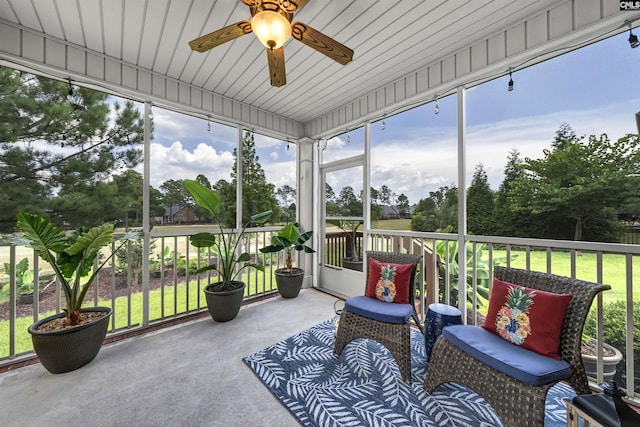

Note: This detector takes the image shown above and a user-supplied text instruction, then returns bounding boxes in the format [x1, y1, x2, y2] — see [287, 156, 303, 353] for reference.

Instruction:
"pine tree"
[467, 163, 495, 235]
[217, 131, 278, 227]
[0, 67, 145, 231]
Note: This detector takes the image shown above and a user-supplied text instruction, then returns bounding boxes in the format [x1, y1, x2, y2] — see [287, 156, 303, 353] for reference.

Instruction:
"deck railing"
[368, 230, 640, 399]
[0, 226, 282, 366]
[2, 228, 638, 399]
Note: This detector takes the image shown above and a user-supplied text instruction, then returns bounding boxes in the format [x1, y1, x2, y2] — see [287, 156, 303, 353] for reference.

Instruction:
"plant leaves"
[182, 179, 220, 216]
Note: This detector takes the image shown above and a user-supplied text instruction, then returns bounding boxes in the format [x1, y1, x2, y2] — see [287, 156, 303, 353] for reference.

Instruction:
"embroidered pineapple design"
[375, 264, 398, 302]
[495, 286, 535, 345]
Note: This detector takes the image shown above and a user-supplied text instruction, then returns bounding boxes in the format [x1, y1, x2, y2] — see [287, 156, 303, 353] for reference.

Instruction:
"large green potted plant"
[259, 222, 314, 298]
[9, 212, 136, 374]
[182, 180, 272, 322]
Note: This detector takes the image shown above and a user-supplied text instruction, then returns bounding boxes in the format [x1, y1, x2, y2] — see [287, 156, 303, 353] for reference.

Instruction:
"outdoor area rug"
[243, 319, 576, 427]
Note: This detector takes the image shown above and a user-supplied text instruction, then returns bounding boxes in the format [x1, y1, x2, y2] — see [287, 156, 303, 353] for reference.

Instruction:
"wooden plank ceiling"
[0, 0, 629, 128]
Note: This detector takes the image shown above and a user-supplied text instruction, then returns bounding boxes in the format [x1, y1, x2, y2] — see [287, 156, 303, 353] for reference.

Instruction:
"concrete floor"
[0, 289, 338, 427]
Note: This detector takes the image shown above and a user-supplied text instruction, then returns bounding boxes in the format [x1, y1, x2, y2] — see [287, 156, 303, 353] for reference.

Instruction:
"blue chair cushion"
[442, 325, 571, 386]
[345, 296, 413, 324]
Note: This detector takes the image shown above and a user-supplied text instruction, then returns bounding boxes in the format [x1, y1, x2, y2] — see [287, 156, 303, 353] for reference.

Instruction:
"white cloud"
[364, 99, 640, 204]
[270, 151, 278, 160]
[139, 141, 235, 188]
[263, 159, 296, 190]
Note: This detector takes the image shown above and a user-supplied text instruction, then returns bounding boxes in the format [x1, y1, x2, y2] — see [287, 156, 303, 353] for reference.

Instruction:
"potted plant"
[259, 222, 314, 298]
[328, 219, 363, 271]
[581, 333, 623, 382]
[8, 212, 137, 374]
[5, 257, 39, 304]
[182, 180, 272, 322]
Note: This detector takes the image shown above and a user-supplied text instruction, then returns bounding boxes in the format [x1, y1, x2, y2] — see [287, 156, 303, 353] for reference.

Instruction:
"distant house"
[381, 205, 414, 219]
[160, 205, 198, 224]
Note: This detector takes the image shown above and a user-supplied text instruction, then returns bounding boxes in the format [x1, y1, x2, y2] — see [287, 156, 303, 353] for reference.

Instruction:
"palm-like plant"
[435, 226, 517, 308]
[10, 212, 136, 325]
[182, 180, 272, 290]
[259, 223, 314, 273]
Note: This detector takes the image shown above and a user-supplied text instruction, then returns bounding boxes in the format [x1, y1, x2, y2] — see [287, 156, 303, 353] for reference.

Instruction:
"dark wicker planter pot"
[203, 281, 246, 322]
[342, 258, 363, 271]
[19, 293, 43, 305]
[28, 307, 112, 374]
[275, 268, 304, 298]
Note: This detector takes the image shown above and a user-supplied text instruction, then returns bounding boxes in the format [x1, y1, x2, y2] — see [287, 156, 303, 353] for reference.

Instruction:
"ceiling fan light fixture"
[251, 10, 291, 49]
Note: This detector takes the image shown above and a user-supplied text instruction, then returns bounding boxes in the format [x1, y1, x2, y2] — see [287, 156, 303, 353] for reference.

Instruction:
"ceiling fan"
[188, 0, 354, 87]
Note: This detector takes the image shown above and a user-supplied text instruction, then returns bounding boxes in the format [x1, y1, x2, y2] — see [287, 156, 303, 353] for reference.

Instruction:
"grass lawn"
[488, 249, 638, 302]
[0, 273, 277, 359]
[372, 219, 412, 230]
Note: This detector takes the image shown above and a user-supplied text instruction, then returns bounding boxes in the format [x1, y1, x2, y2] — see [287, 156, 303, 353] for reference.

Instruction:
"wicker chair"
[333, 251, 423, 381]
[424, 266, 611, 427]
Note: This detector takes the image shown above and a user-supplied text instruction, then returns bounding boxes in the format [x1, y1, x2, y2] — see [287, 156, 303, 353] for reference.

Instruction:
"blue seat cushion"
[442, 325, 571, 386]
[345, 296, 413, 324]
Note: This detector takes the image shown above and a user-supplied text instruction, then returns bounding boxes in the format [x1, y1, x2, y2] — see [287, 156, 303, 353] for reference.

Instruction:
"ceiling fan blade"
[291, 22, 353, 65]
[266, 47, 286, 87]
[188, 20, 252, 52]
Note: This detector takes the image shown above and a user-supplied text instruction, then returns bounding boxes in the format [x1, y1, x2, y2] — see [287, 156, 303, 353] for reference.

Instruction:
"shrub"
[175, 258, 199, 276]
[584, 300, 640, 391]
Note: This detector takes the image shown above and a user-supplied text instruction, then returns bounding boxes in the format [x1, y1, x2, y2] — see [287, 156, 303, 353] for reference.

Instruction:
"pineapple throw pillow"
[365, 258, 414, 304]
[483, 278, 572, 360]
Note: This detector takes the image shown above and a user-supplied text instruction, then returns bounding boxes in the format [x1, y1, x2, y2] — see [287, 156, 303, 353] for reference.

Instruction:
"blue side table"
[425, 303, 462, 362]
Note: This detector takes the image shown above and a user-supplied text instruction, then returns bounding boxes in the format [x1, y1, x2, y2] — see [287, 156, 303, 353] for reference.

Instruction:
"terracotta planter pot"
[274, 268, 304, 298]
[28, 307, 112, 374]
[203, 281, 246, 322]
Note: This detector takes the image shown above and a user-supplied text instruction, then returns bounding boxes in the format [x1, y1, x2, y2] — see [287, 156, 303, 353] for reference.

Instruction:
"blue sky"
[143, 31, 639, 205]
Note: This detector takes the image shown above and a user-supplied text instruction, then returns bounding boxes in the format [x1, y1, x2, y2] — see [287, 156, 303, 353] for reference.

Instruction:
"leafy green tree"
[325, 183, 338, 216]
[212, 179, 234, 225]
[397, 194, 410, 219]
[216, 131, 278, 227]
[195, 174, 212, 189]
[551, 122, 578, 150]
[511, 126, 640, 241]
[494, 148, 532, 237]
[411, 185, 458, 232]
[276, 184, 296, 223]
[336, 186, 362, 216]
[369, 187, 382, 221]
[112, 170, 144, 228]
[149, 187, 166, 219]
[379, 184, 394, 208]
[467, 163, 495, 235]
[0, 67, 145, 231]
[160, 179, 189, 222]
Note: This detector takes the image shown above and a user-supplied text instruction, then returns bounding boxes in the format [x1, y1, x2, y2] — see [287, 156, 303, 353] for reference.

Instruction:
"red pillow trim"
[365, 258, 414, 304]
[483, 277, 572, 360]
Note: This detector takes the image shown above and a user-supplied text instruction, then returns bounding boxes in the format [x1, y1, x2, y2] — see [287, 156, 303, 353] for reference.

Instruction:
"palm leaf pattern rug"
[243, 319, 575, 426]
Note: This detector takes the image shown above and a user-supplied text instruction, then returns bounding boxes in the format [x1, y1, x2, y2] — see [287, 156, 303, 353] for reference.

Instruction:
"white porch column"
[297, 137, 315, 288]
[142, 101, 151, 327]
[457, 86, 468, 323]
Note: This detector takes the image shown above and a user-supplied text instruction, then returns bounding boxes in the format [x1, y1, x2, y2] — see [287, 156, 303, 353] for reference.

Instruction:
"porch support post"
[236, 126, 243, 264]
[298, 137, 314, 288]
[236, 126, 244, 228]
[363, 122, 371, 254]
[457, 86, 467, 323]
[142, 101, 151, 327]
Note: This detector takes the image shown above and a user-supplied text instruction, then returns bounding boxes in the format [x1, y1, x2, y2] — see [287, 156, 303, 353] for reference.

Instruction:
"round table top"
[427, 303, 462, 317]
